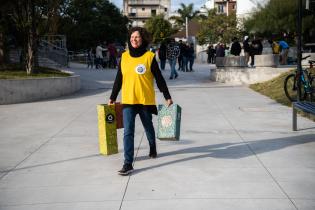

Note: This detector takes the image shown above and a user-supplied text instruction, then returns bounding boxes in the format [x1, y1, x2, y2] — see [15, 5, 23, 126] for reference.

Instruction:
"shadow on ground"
[133, 134, 315, 174]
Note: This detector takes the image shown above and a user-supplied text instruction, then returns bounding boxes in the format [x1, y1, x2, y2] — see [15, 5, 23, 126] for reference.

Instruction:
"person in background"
[87, 47, 94, 69]
[230, 37, 242, 56]
[268, 39, 280, 55]
[166, 38, 180, 79]
[178, 40, 185, 71]
[181, 42, 189, 72]
[187, 43, 195, 72]
[108, 27, 173, 176]
[216, 43, 225, 58]
[107, 42, 117, 68]
[279, 40, 290, 65]
[243, 36, 252, 67]
[95, 42, 106, 69]
[207, 44, 215, 64]
[158, 41, 167, 70]
[249, 37, 262, 68]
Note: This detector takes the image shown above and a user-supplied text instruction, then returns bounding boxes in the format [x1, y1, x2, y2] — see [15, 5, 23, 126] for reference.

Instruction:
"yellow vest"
[121, 51, 156, 105]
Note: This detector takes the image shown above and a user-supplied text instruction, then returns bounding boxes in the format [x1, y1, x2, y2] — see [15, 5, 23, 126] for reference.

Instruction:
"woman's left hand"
[166, 99, 173, 107]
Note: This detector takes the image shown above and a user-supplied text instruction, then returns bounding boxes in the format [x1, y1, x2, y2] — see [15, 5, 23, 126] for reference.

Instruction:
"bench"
[292, 101, 315, 131]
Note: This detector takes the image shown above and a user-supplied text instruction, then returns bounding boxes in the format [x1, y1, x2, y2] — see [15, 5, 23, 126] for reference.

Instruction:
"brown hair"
[128, 27, 152, 48]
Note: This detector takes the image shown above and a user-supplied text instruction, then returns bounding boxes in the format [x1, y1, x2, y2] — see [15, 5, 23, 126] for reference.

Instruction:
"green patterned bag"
[157, 104, 181, 140]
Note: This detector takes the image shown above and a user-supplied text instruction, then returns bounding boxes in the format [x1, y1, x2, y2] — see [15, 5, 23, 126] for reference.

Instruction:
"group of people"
[87, 42, 121, 69]
[206, 36, 290, 67]
[157, 39, 196, 80]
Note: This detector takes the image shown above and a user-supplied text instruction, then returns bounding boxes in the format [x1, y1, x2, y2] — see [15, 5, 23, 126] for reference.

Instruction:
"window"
[151, 9, 156, 16]
[218, 5, 224, 13]
[142, 8, 145, 11]
[164, 8, 167, 12]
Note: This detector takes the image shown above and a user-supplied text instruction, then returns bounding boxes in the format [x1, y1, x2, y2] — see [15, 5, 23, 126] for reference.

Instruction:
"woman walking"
[108, 27, 173, 176]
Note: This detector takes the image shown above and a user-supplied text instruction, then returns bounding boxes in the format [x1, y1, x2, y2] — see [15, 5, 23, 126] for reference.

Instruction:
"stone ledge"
[216, 54, 280, 67]
[0, 75, 81, 104]
[210, 67, 291, 85]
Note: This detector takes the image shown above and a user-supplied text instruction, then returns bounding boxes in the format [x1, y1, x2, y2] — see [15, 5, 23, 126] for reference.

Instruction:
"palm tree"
[170, 3, 199, 29]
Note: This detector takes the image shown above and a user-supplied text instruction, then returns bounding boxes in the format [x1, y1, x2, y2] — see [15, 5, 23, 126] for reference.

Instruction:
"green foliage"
[197, 9, 240, 45]
[59, 0, 128, 50]
[243, 0, 315, 39]
[169, 3, 199, 29]
[144, 14, 176, 44]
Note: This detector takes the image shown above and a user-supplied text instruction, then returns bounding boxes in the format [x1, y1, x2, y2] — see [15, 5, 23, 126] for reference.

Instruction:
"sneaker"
[118, 164, 133, 176]
[149, 147, 157, 158]
[169, 77, 173, 80]
[175, 75, 178, 79]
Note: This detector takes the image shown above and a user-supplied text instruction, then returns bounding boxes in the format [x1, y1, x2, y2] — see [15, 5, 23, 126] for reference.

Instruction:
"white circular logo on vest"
[135, 64, 146, 74]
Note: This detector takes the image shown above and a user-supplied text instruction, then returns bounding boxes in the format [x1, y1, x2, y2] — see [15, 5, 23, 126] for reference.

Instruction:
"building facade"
[202, 0, 237, 16]
[123, 0, 171, 27]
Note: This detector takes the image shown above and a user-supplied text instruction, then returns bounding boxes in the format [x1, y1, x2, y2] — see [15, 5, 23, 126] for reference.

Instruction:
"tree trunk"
[24, 0, 36, 75]
[25, 27, 34, 75]
[0, 31, 4, 64]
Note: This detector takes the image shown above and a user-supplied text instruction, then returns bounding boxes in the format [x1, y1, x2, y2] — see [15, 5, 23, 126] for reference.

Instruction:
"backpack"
[273, 42, 280, 54]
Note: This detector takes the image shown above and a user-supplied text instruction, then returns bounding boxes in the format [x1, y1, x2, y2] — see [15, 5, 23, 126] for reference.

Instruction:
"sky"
[110, 0, 206, 12]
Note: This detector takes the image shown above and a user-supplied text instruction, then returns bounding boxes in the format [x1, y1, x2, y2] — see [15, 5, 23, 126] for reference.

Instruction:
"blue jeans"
[188, 56, 194, 71]
[182, 56, 188, 72]
[168, 58, 178, 79]
[123, 106, 156, 165]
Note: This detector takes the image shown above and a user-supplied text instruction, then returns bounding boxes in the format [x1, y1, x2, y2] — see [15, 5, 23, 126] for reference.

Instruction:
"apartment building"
[203, 0, 237, 16]
[123, 0, 171, 27]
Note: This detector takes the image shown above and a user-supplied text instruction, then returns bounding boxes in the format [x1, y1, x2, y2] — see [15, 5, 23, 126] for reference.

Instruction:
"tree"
[170, 3, 199, 29]
[0, 0, 65, 73]
[59, 0, 129, 50]
[243, 0, 315, 41]
[197, 9, 240, 45]
[144, 14, 176, 44]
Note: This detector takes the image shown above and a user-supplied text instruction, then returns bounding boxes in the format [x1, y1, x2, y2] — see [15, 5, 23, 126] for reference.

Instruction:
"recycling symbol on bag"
[106, 114, 115, 123]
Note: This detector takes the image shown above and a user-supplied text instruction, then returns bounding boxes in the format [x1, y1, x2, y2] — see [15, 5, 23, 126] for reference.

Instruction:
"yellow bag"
[97, 104, 118, 155]
[273, 42, 280, 54]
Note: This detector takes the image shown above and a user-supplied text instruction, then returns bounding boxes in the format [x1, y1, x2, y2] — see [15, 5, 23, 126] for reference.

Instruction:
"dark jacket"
[158, 43, 167, 60]
[230, 41, 242, 56]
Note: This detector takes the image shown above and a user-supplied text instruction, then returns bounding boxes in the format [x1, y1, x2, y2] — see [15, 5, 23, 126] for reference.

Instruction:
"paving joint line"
[212, 99, 299, 210]
[0, 102, 96, 181]
[118, 131, 145, 210]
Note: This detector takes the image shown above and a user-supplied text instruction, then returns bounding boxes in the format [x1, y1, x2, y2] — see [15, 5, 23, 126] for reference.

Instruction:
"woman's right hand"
[108, 99, 115, 105]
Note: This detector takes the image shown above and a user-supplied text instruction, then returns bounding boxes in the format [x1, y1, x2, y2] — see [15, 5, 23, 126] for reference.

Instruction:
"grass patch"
[0, 63, 71, 79]
[249, 67, 315, 121]
[249, 69, 294, 107]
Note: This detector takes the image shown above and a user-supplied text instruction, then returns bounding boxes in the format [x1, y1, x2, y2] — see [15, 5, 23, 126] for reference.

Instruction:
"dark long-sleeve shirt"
[110, 55, 171, 114]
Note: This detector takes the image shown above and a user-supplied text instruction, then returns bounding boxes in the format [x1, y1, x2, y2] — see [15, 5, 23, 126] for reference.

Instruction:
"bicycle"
[284, 55, 315, 102]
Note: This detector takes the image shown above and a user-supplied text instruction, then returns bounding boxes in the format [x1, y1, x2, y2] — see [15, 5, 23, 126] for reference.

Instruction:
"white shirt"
[96, 45, 106, 58]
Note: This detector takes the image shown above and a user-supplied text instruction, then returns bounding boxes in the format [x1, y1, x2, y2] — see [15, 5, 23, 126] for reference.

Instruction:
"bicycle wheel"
[308, 76, 315, 102]
[284, 74, 298, 102]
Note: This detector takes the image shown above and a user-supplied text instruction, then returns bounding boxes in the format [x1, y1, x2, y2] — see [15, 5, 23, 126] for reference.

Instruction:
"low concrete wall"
[0, 75, 81, 104]
[210, 67, 291, 85]
[254, 54, 280, 67]
[216, 56, 247, 67]
[216, 54, 280, 68]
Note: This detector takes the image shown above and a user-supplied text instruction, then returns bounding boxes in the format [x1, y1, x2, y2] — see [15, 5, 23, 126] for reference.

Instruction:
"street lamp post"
[186, 17, 188, 39]
[297, 0, 302, 101]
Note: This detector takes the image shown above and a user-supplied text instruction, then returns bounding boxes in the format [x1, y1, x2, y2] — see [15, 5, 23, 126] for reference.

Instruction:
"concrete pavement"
[0, 62, 315, 210]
